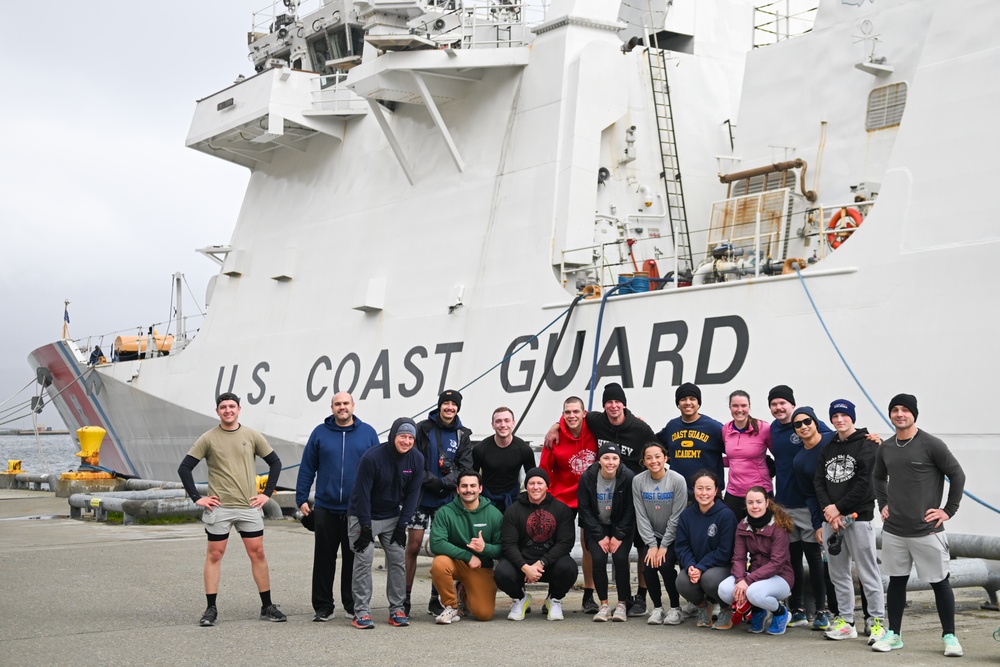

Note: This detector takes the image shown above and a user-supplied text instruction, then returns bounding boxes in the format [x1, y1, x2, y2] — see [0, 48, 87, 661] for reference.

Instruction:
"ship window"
[309, 26, 353, 78]
[349, 24, 365, 57]
[866, 82, 907, 131]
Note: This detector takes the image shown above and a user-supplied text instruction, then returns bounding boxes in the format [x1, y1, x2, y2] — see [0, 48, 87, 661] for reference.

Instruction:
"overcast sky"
[0, 2, 268, 429]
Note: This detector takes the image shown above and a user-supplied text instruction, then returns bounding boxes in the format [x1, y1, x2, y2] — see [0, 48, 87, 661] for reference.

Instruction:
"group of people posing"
[178, 380, 967, 658]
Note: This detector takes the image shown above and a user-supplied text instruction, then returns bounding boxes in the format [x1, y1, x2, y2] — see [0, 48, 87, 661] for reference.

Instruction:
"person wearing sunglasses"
[814, 399, 886, 645]
[766, 385, 833, 629]
[789, 406, 835, 631]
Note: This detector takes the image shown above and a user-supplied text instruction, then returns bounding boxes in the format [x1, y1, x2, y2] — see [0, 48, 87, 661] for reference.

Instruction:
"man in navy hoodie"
[348, 417, 424, 629]
[406, 389, 474, 616]
[296, 392, 379, 621]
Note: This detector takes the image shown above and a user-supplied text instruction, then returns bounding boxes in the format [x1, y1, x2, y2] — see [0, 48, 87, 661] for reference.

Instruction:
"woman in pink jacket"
[722, 390, 772, 522]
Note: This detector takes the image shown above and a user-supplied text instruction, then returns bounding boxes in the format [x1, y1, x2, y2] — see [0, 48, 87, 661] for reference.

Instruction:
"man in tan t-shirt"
[178, 392, 284, 626]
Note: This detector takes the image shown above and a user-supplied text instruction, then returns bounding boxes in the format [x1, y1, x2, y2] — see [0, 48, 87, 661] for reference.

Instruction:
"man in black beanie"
[495, 467, 577, 621]
[871, 394, 966, 656]
[655, 382, 724, 496]
[407, 389, 474, 616]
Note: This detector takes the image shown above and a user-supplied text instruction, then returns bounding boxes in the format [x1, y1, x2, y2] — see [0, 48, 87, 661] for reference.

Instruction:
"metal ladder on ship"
[645, 30, 693, 275]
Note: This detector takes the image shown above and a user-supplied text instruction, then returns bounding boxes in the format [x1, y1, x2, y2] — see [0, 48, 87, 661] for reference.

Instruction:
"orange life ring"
[827, 207, 863, 248]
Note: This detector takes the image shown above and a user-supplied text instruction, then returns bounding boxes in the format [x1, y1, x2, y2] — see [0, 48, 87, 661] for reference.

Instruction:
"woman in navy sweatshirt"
[674, 470, 736, 628]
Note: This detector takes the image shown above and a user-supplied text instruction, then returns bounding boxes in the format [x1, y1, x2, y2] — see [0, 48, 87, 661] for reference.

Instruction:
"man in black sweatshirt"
[813, 399, 885, 643]
[494, 468, 577, 622]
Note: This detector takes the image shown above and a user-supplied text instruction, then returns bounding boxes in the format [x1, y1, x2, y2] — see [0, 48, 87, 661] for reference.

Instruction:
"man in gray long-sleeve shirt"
[871, 393, 966, 657]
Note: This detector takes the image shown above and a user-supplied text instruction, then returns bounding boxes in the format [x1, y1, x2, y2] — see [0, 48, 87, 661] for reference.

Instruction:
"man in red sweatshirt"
[540, 396, 597, 612]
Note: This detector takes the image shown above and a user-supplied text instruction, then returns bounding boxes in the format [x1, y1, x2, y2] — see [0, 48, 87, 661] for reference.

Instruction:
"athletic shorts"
[202, 506, 264, 540]
[407, 507, 437, 531]
[786, 507, 818, 543]
[880, 530, 950, 582]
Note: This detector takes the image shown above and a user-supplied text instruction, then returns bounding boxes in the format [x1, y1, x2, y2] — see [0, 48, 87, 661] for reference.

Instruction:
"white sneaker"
[593, 603, 611, 622]
[435, 605, 461, 625]
[543, 597, 564, 621]
[647, 607, 666, 625]
[665, 607, 684, 625]
[612, 601, 628, 622]
[681, 601, 699, 618]
[508, 594, 531, 621]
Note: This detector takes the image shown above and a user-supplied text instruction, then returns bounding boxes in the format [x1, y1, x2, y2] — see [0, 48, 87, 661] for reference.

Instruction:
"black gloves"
[352, 525, 374, 553]
[391, 525, 407, 548]
[423, 475, 446, 496]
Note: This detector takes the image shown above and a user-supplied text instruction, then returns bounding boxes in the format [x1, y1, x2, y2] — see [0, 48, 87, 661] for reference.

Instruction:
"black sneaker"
[199, 606, 218, 627]
[403, 595, 411, 617]
[260, 604, 287, 622]
[427, 595, 445, 616]
[627, 595, 647, 617]
[582, 590, 599, 614]
[313, 609, 334, 622]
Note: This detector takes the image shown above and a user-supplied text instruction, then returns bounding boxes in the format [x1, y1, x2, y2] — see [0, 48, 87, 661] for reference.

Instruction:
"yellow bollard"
[62, 426, 113, 480]
[2, 459, 22, 474]
[76, 426, 107, 467]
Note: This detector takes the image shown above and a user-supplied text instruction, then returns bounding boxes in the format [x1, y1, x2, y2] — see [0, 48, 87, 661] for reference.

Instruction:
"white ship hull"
[29, 0, 999, 535]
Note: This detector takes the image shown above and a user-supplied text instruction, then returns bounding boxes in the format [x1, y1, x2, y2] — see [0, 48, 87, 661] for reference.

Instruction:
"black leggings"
[887, 574, 955, 636]
[586, 534, 632, 602]
[789, 540, 826, 612]
[641, 544, 679, 608]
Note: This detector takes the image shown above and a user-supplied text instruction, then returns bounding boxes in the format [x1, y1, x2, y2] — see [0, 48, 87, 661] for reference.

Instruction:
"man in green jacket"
[429, 470, 505, 623]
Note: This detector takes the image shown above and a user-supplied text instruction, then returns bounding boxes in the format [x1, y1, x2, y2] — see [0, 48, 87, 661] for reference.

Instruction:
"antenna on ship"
[61, 299, 70, 340]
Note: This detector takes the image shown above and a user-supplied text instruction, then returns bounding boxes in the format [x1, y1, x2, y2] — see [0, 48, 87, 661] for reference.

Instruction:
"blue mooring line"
[794, 267, 999, 515]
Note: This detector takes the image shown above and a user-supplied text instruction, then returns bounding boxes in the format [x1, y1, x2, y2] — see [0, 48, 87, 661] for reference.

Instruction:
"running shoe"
[789, 609, 810, 627]
[824, 617, 858, 640]
[627, 594, 648, 617]
[582, 589, 599, 614]
[766, 608, 791, 635]
[199, 606, 218, 627]
[665, 607, 684, 625]
[867, 617, 886, 646]
[543, 597, 564, 621]
[713, 609, 734, 630]
[508, 594, 532, 621]
[647, 607, 666, 625]
[313, 609, 334, 622]
[435, 605, 461, 625]
[871, 630, 903, 652]
[812, 610, 830, 631]
[696, 606, 713, 628]
[427, 595, 444, 616]
[864, 616, 874, 636]
[388, 610, 410, 627]
[352, 615, 375, 629]
[748, 609, 767, 634]
[681, 601, 700, 618]
[593, 603, 611, 622]
[943, 633, 964, 657]
[612, 601, 628, 622]
[260, 604, 287, 622]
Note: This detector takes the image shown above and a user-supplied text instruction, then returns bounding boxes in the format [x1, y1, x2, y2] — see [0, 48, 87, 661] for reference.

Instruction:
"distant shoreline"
[0, 430, 71, 436]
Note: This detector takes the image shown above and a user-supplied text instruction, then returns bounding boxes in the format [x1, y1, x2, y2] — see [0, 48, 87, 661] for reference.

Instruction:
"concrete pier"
[1, 488, 997, 666]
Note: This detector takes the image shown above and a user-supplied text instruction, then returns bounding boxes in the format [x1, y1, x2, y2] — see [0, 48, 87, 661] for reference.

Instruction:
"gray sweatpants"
[823, 520, 885, 623]
[349, 515, 406, 618]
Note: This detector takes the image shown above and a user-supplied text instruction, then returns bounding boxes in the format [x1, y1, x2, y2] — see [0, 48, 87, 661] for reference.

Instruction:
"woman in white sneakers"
[632, 442, 687, 626]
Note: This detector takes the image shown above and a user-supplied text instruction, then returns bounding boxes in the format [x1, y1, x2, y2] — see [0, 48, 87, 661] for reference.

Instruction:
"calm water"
[0, 434, 79, 475]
